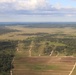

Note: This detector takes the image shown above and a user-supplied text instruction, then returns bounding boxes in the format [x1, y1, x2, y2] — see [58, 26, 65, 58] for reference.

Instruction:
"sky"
[0, 0, 76, 22]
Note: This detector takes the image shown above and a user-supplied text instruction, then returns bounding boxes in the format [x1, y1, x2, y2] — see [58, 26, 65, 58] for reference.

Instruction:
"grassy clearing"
[13, 56, 76, 75]
[0, 26, 76, 40]
[24, 64, 59, 71]
[14, 64, 60, 71]
[45, 41, 66, 46]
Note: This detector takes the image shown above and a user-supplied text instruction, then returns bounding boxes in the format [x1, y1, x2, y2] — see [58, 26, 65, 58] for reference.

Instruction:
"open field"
[13, 56, 76, 75]
[0, 26, 76, 40]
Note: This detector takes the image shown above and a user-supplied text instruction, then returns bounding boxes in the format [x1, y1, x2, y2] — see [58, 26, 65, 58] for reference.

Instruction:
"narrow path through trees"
[29, 41, 33, 57]
[49, 46, 56, 56]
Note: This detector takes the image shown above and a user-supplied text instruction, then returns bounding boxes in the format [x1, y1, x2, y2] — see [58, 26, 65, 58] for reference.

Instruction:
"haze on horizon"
[0, 0, 76, 22]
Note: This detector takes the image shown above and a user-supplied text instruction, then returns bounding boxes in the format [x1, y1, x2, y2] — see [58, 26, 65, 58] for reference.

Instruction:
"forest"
[0, 41, 17, 75]
[22, 34, 76, 56]
[0, 26, 20, 35]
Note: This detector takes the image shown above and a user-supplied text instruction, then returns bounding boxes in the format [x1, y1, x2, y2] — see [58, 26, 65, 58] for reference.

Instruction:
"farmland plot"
[12, 56, 76, 75]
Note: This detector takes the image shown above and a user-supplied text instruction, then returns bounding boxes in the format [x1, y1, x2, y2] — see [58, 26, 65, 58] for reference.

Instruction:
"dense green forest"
[22, 34, 76, 56]
[0, 41, 17, 75]
[0, 26, 20, 35]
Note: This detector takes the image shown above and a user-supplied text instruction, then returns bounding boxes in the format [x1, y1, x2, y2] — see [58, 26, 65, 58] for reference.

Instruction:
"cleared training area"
[12, 56, 76, 75]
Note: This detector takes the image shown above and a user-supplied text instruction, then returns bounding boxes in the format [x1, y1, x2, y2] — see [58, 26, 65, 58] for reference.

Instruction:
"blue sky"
[0, 0, 76, 22]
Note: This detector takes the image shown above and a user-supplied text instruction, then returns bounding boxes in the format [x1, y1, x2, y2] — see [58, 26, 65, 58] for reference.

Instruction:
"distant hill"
[0, 22, 76, 28]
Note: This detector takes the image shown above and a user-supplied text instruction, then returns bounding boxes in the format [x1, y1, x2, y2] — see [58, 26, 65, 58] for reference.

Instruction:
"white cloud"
[0, 0, 76, 16]
[52, 3, 62, 10]
[15, 0, 49, 10]
[0, 0, 50, 10]
[0, 0, 15, 3]
[65, 14, 73, 17]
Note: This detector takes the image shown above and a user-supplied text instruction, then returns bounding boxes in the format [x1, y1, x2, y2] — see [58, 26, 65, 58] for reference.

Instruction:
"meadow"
[0, 25, 76, 75]
[0, 26, 76, 40]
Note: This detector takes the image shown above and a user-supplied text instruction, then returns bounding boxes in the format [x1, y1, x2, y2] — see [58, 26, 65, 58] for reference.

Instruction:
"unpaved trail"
[49, 50, 54, 56]
[49, 46, 56, 56]
[69, 62, 76, 75]
[10, 70, 13, 75]
[29, 41, 34, 57]
[10, 57, 15, 75]
[10, 45, 17, 75]
[29, 45, 32, 57]
[56, 52, 59, 57]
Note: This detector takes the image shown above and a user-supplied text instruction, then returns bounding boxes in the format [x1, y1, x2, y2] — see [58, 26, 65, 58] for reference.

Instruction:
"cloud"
[65, 14, 73, 17]
[14, 0, 50, 10]
[0, 0, 15, 3]
[71, 0, 76, 1]
[0, 0, 49, 10]
[0, 0, 53, 15]
[0, 0, 76, 17]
